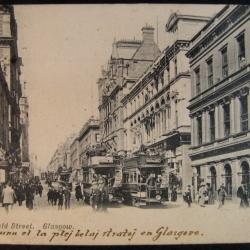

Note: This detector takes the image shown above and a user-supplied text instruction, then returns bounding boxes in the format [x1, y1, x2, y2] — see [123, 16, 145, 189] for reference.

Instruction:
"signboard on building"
[90, 156, 113, 165]
[22, 162, 30, 168]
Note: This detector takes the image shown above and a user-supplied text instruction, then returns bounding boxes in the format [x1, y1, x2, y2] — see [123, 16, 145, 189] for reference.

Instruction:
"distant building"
[122, 13, 210, 191]
[47, 134, 76, 174]
[97, 26, 160, 155]
[187, 5, 250, 199]
[0, 5, 23, 182]
[78, 117, 100, 169]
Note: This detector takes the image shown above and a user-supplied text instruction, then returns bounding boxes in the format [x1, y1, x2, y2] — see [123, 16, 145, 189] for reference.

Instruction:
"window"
[174, 58, 177, 77]
[166, 64, 170, 83]
[195, 67, 201, 95]
[197, 116, 202, 145]
[240, 95, 248, 132]
[209, 111, 215, 142]
[221, 47, 228, 78]
[237, 33, 246, 68]
[207, 58, 213, 87]
[223, 104, 230, 137]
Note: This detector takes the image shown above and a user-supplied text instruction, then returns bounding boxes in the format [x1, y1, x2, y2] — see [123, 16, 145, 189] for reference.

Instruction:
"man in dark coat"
[37, 182, 43, 197]
[15, 183, 25, 206]
[75, 183, 83, 202]
[64, 186, 71, 209]
[25, 182, 35, 210]
[183, 185, 192, 207]
[237, 183, 249, 208]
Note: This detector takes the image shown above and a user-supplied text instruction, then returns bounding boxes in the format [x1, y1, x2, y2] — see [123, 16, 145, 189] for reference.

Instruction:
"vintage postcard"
[0, 3, 249, 245]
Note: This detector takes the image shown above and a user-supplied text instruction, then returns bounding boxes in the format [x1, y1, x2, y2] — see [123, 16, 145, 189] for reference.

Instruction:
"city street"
[0, 181, 249, 245]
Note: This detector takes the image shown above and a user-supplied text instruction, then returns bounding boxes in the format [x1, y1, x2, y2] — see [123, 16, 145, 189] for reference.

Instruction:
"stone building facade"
[19, 82, 30, 176]
[47, 134, 76, 173]
[0, 5, 22, 182]
[97, 26, 160, 156]
[187, 5, 250, 199]
[122, 13, 210, 191]
[70, 137, 80, 178]
[78, 118, 100, 168]
[0, 64, 9, 182]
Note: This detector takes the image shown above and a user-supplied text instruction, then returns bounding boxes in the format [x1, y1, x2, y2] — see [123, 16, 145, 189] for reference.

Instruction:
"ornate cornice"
[187, 5, 250, 60]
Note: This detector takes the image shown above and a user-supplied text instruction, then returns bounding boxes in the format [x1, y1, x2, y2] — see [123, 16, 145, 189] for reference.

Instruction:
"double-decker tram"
[82, 147, 123, 204]
[122, 153, 168, 206]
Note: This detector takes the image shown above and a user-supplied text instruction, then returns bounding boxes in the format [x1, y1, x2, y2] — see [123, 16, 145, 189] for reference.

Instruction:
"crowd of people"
[182, 182, 250, 209]
[47, 185, 73, 210]
[0, 179, 44, 213]
[1, 175, 249, 213]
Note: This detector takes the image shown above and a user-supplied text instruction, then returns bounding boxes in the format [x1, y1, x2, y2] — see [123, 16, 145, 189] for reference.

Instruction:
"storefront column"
[230, 96, 235, 134]
[192, 116, 197, 146]
[215, 104, 220, 140]
[218, 104, 224, 139]
[248, 91, 250, 130]
[202, 111, 207, 144]
[231, 159, 240, 199]
[234, 96, 241, 133]
[216, 162, 224, 187]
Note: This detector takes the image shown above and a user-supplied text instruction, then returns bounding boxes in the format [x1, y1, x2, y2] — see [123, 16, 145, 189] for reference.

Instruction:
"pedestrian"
[64, 186, 71, 210]
[237, 182, 245, 208]
[98, 177, 106, 211]
[57, 187, 64, 210]
[171, 185, 177, 202]
[15, 182, 25, 206]
[51, 187, 58, 206]
[47, 187, 52, 205]
[75, 183, 83, 202]
[2, 183, 16, 213]
[183, 185, 192, 207]
[217, 183, 227, 209]
[90, 180, 100, 211]
[37, 182, 43, 197]
[198, 183, 206, 207]
[25, 182, 35, 210]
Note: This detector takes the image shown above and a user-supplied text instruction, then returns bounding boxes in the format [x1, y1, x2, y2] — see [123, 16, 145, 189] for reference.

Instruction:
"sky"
[14, 4, 225, 169]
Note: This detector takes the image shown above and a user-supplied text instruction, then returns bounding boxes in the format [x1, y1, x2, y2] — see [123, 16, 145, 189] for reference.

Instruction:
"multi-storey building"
[70, 137, 80, 181]
[97, 26, 160, 156]
[187, 5, 250, 199]
[0, 5, 22, 182]
[0, 64, 9, 182]
[122, 13, 210, 190]
[19, 81, 30, 177]
[78, 117, 100, 168]
[47, 134, 76, 173]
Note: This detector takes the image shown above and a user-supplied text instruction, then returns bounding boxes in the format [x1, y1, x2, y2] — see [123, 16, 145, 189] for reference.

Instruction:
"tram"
[122, 154, 168, 206]
[82, 149, 123, 204]
[58, 169, 73, 191]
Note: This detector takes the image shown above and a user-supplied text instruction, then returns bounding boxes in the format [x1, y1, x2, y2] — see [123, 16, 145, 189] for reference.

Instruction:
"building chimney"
[141, 25, 154, 44]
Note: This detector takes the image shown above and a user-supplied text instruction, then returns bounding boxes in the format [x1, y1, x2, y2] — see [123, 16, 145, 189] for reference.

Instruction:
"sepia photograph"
[0, 3, 249, 245]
